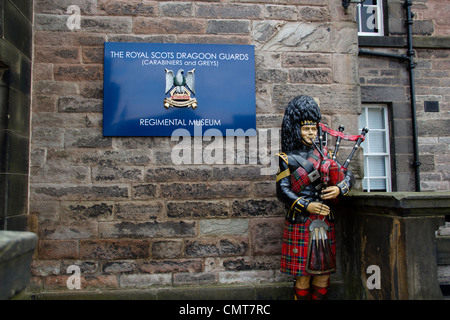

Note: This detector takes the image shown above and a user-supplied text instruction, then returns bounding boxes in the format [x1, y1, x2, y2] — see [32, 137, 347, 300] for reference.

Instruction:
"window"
[357, 0, 384, 36]
[358, 105, 391, 192]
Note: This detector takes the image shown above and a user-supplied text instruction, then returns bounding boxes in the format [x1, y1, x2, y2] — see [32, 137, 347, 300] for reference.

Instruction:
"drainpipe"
[405, 0, 421, 192]
[358, 0, 421, 191]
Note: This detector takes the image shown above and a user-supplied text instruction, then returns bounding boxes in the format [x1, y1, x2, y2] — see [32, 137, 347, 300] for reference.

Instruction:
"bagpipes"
[305, 123, 368, 275]
[313, 123, 369, 189]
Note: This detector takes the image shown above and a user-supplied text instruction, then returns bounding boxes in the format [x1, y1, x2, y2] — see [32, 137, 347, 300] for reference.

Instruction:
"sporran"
[305, 218, 336, 274]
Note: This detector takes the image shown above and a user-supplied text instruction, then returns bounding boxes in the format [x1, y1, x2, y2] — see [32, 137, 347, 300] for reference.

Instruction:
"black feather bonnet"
[281, 95, 322, 152]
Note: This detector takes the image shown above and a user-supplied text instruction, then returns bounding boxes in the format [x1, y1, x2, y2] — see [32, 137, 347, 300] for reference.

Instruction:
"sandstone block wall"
[29, 0, 360, 292]
[358, 0, 450, 192]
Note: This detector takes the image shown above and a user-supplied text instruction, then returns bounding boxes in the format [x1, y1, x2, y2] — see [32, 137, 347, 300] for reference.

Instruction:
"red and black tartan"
[290, 149, 322, 193]
[280, 215, 336, 276]
[290, 167, 310, 193]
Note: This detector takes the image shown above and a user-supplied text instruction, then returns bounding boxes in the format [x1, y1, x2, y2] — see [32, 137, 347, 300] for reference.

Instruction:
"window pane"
[368, 108, 385, 129]
[359, 109, 367, 128]
[369, 179, 386, 191]
[357, 0, 383, 36]
[367, 156, 386, 177]
[364, 156, 369, 174]
[368, 131, 386, 153]
[360, 138, 367, 152]
[360, 6, 379, 33]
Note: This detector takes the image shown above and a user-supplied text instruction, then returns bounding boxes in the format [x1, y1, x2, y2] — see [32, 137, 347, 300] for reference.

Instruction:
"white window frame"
[359, 104, 392, 192]
[357, 0, 384, 37]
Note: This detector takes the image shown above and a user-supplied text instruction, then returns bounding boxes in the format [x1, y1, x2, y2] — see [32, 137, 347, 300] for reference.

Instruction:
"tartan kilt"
[280, 215, 336, 277]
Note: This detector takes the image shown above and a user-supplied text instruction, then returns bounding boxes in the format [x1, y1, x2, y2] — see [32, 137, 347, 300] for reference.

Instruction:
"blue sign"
[103, 42, 256, 136]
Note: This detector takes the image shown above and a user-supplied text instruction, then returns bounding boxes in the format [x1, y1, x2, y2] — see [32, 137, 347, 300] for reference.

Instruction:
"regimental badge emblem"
[164, 68, 197, 109]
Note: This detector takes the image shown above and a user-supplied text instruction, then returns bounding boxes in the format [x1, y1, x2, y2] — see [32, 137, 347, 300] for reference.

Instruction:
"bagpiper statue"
[276, 95, 368, 300]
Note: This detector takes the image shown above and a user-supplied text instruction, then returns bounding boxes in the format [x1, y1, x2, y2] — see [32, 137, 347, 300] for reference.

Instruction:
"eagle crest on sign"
[164, 68, 197, 109]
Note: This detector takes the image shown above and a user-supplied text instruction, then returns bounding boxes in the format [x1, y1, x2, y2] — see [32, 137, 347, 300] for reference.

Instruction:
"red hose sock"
[311, 284, 329, 300]
[294, 287, 311, 300]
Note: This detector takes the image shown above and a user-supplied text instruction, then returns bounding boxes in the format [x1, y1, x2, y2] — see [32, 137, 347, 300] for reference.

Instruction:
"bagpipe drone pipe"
[313, 123, 369, 190]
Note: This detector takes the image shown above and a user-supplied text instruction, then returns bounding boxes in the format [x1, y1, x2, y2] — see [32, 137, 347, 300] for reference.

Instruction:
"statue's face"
[300, 124, 317, 146]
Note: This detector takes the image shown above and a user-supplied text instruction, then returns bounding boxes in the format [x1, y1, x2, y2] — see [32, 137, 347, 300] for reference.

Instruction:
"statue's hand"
[306, 202, 330, 216]
[321, 186, 340, 200]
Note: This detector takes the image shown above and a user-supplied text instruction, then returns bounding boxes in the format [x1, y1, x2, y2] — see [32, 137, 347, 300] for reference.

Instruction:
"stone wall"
[415, 44, 450, 191]
[414, 0, 450, 191]
[358, 0, 450, 192]
[29, 0, 360, 292]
